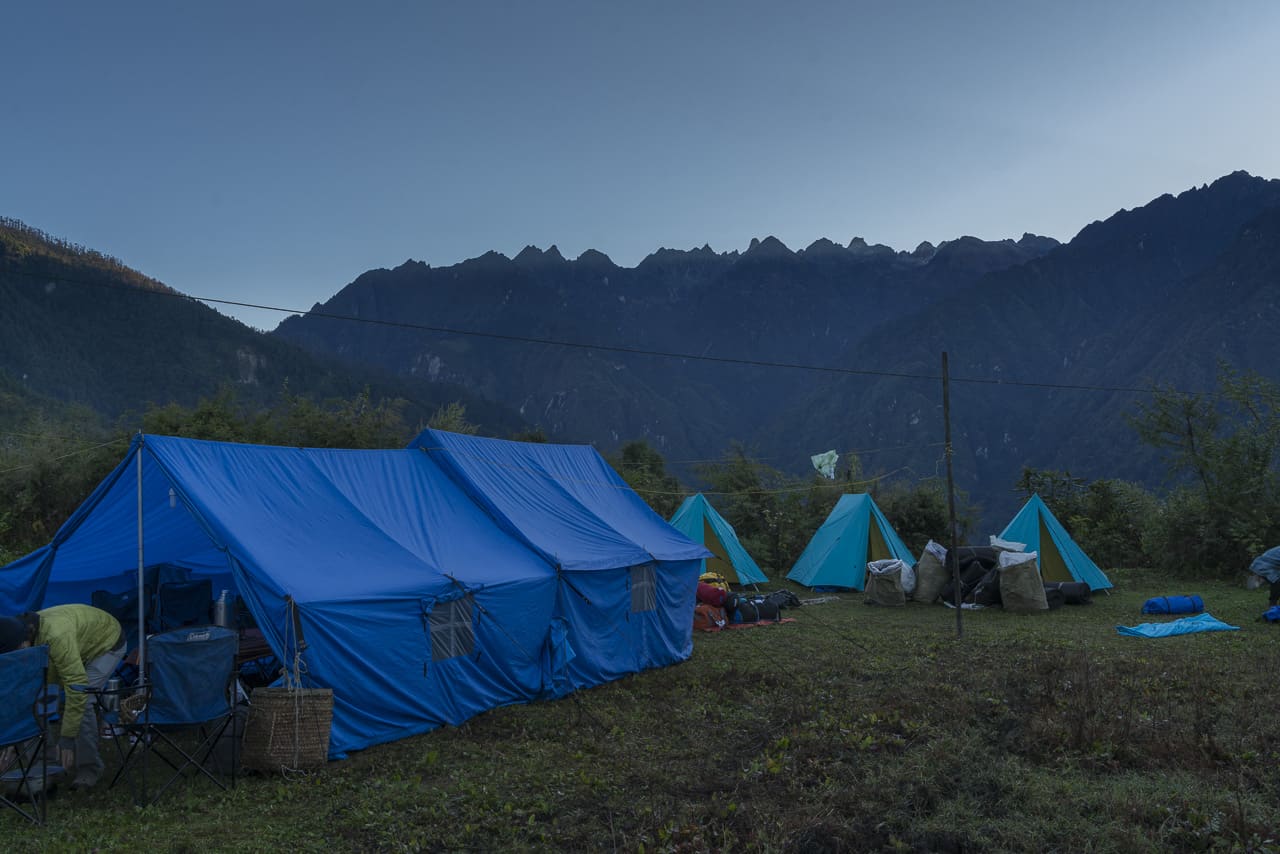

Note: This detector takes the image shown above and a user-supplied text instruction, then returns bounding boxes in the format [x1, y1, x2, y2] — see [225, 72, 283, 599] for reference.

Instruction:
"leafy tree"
[608, 440, 683, 519]
[268, 386, 408, 449]
[1128, 365, 1280, 576]
[0, 408, 124, 560]
[1015, 467, 1157, 570]
[874, 477, 971, 556]
[510, 429, 549, 443]
[427, 402, 479, 435]
[0, 386, 415, 561]
[696, 443, 842, 575]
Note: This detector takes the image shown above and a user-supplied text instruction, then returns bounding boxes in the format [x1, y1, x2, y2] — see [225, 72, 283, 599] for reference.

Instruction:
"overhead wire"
[0, 263, 1217, 397]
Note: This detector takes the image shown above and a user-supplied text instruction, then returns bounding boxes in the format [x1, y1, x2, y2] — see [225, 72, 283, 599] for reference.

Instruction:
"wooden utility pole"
[942, 352, 962, 639]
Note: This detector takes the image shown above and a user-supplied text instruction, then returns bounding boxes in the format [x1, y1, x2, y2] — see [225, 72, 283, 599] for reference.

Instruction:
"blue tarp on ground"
[0, 433, 710, 757]
[1115, 613, 1240, 638]
[669, 493, 768, 586]
[786, 493, 914, 590]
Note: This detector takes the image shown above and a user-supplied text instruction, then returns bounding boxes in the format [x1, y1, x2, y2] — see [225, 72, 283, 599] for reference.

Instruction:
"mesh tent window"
[429, 596, 475, 662]
[630, 563, 657, 613]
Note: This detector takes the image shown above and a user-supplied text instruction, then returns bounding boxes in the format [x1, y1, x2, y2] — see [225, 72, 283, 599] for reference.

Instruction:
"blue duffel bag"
[1141, 595, 1204, 615]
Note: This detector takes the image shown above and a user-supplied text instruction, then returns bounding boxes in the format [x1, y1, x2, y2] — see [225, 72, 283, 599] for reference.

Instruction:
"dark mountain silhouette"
[0, 218, 527, 435]
[764, 172, 1280, 524]
[273, 227, 1058, 465]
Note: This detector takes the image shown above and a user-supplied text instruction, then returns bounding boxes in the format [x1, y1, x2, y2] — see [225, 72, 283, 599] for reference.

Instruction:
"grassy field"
[7, 567, 1280, 853]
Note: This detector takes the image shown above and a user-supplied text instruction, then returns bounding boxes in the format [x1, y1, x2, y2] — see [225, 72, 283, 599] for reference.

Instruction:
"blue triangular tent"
[786, 494, 914, 590]
[669, 493, 768, 586]
[999, 494, 1113, 591]
[0, 432, 710, 758]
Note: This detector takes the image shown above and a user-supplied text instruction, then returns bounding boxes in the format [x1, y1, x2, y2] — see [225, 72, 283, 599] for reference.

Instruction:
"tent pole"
[136, 433, 146, 678]
[942, 353, 962, 640]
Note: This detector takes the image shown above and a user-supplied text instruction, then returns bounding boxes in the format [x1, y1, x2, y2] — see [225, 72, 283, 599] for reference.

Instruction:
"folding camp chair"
[152, 578, 213, 634]
[0, 645, 60, 825]
[105, 625, 239, 805]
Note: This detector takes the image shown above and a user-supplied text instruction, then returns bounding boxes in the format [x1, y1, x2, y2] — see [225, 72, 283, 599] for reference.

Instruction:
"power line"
[0, 437, 127, 474]
[1, 264, 1216, 397]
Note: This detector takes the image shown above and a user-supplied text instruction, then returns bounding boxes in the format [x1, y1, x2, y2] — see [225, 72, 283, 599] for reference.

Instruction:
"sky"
[4, 1, 1279, 330]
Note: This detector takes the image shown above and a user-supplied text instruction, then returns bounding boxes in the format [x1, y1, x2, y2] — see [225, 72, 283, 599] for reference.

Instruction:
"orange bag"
[693, 603, 727, 632]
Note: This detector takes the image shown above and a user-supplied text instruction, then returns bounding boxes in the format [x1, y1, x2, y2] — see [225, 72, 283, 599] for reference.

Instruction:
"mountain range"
[3, 171, 1278, 530]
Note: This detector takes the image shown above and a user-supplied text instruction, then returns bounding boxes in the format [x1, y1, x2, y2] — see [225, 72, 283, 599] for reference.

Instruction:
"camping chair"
[152, 578, 213, 633]
[0, 645, 59, 825]
[104, 625, 239, 805]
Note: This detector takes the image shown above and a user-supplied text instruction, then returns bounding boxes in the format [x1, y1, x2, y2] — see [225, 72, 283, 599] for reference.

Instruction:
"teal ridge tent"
[786, 493, 914, 590]
[998, 493, 1113, 591]
[669, 493, 768, 586]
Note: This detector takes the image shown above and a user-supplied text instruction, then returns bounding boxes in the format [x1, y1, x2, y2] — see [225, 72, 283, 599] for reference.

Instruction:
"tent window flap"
[428, 595, 475, 662]
[630, 563, 656, 613]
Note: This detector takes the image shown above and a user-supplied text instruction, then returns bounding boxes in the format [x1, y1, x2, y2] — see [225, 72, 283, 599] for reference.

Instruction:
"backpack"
[699, 572, 729, 591]
[693, 603, 727, 631]
[696, 582, 728, 607]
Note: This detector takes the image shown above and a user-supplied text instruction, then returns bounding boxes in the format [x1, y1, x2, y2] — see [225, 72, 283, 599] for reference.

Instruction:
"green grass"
[8, 568, 1280, 852]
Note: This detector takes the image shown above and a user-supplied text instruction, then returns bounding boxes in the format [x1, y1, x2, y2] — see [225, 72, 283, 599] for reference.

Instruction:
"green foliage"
[608, 440, 683, 520]
[874, 478, 973, 555]
[695, 443, 841, 574]
[0, 410, 124, 561]
[427, 402, 479, 436]
[1129, 365, 1280, 577]
[1016, 468, 1158, 570]
[0, 387, 413, 561]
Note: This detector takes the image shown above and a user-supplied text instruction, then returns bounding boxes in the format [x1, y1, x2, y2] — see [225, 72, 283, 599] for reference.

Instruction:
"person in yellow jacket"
[0, 604, 125, 790]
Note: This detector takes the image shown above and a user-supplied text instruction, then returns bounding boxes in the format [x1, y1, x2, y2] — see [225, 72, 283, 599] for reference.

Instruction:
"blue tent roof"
[669, 493, 768, 585]
[999, 494, 1113, 591]
[1, 433, 709, 757]
[408, 429, 710, 570]
[786, 494, 914, 590]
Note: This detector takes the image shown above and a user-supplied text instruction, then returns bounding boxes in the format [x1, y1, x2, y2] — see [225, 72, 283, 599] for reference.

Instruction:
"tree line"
[2, 366, 1276, 579]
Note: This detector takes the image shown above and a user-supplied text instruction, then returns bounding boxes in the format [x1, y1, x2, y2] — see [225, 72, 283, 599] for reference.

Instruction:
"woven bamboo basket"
[241, 687, 333, 773]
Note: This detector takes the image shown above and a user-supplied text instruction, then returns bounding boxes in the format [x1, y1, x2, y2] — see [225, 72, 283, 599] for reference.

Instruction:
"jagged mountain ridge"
[274, 231, 1058, 455]
[762, 172, 1280, 524]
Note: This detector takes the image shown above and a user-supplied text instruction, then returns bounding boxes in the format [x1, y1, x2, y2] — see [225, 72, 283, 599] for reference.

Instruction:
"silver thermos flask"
[213, 589, 233, 629]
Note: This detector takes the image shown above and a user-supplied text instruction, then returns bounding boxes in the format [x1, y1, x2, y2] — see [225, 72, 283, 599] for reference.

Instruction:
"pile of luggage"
[907, 539, 1092, 613]
[693, 573, 801, 631]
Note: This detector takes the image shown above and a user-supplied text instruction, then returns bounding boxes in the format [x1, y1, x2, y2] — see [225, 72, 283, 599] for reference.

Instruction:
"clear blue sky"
[4, 1, 1278, 330]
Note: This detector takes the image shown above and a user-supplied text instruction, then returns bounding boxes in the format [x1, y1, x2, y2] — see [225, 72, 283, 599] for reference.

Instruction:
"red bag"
[697, 582, 728, 607]
[693, 603, 727, 631]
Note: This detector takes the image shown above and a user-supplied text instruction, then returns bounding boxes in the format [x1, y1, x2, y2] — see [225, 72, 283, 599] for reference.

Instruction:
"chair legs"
[110, 715, 238, 806]
[0, 735, 52, 825]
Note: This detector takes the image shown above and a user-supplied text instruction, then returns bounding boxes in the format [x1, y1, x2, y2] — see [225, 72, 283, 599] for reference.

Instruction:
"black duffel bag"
[1043, 581, 1092, 605]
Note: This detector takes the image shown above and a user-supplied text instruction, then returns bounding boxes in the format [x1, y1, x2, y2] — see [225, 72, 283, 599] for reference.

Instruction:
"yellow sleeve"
[48, 634, 90, 739]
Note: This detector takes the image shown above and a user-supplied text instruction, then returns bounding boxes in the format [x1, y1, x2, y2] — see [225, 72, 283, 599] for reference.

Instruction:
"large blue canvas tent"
[0, 433, 709, 757]
[669, 493, 767, 586]
[786, 493, 914, 590]
[999, 494, 1113, 591]
[407, 429, 709, 688]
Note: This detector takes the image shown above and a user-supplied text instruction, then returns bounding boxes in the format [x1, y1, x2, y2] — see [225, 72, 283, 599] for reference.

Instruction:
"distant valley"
[3, 171, 1278, 529]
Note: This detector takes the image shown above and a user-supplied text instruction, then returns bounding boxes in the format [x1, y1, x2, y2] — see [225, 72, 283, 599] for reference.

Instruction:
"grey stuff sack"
[865, 559, 906, 607]
[997, 551, 1049, 613]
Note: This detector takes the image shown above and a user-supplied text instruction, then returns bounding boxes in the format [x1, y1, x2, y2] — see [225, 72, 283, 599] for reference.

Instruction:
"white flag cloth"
[810, 449, 838, 479]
